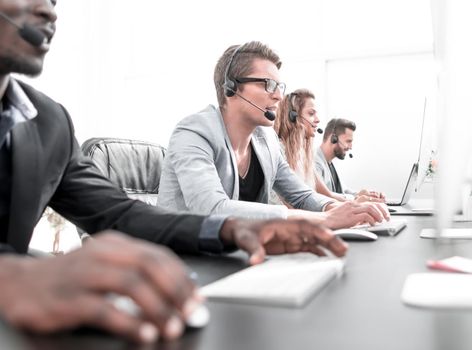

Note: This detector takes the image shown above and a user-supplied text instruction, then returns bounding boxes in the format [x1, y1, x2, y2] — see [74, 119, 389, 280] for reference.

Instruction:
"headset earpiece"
[223, 45, 243, 98]
[287, 93, 298, 123]
[223, 78, 237, 97]
[330, 118, 339, 143]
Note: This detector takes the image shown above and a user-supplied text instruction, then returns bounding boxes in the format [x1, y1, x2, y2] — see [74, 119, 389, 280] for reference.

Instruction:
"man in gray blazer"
[0, 1, 347, 344]
[316, 118, 385, 201]
[158, 41, 389, 229]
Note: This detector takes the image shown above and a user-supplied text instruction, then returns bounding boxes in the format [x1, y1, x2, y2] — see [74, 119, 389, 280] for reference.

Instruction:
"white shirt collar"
[5, 78, 38, 121]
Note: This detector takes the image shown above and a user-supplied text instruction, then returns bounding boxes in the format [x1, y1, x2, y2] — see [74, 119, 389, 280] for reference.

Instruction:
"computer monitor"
[415, 97, 437, 192]
[387, 98, 426, 206]
[386, 163, 418, 206]
[401, 1, 472, 309]
[431, 0, 472, 234]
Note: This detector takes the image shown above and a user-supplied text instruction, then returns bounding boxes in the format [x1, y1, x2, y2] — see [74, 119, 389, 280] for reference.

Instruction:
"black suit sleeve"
[0, 244, 17, 254]
[49, 107, 206, 254]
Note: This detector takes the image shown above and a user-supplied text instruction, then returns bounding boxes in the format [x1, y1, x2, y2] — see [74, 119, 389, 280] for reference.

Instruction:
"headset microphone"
[0, 12, 46, 47]
[299, 115, 324, 134]
[234, 92, 276, 121]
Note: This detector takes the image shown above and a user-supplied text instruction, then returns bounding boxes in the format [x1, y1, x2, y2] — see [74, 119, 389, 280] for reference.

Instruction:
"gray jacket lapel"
[216, 108, 240, 199]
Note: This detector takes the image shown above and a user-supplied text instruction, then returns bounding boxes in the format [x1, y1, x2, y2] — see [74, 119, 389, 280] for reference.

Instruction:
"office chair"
[78, 137, 166, 240]
[81, 137, 166, 205]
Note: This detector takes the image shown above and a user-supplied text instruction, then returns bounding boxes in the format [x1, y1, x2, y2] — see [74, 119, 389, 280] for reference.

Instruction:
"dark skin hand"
[0, 232, 200, 344]
[220, 218, 348, 265]
[0, 220, 346, 343]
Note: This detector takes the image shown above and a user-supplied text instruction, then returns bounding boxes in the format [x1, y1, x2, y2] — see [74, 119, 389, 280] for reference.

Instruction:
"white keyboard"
[200, 253, 345, 308]
[355, 219, 407, 236]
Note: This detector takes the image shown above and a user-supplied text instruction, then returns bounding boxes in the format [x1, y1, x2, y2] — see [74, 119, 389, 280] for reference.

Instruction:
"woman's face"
[300, 97, 320, 139]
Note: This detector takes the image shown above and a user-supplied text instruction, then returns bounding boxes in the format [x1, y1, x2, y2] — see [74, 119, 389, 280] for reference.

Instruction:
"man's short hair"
[323, 118, 357, 142]
[214, 41, 282, 108]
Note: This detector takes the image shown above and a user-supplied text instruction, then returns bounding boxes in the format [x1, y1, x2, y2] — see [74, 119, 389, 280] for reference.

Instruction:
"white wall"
[325, 54, 436, 198]
[24, 0, 326, 146]
[320, 0, 435, 199]
[21, 0, 435, 198]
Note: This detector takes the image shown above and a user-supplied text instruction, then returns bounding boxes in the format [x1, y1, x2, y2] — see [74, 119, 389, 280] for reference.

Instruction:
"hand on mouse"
[0, 231, 201, 344]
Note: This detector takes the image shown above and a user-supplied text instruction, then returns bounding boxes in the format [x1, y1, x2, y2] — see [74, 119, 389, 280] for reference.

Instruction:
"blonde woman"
[272, 89, 380, 205]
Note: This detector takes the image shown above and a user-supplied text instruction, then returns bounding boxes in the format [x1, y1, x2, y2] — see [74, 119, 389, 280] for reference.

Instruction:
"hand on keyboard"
[353, 219, 407, 236]
[324, 201, 389, 229]
[355, 189, 386, 203]
[219, 218, 348, 266]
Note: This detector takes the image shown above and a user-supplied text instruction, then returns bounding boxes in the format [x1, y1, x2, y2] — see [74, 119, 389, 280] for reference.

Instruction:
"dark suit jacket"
[3, 80, 205, 254]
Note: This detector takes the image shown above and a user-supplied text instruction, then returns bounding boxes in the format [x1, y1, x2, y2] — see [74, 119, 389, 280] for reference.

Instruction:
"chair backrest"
[81, 137, 166, 205]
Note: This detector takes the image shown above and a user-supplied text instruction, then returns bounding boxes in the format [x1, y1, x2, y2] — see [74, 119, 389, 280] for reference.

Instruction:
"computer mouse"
[107, 294, 210, 329]
[333, 229, 378, 241]
[185, 303, 210, 328]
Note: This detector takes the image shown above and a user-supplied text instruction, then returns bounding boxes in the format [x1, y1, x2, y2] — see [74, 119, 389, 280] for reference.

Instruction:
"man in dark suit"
[0, 0, 347, 344]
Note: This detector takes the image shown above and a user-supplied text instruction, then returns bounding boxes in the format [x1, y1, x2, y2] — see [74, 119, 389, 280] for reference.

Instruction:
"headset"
[0, 11, 46, 47]
[287, 92, 323, 133]
[223, 45, 244, 97]
[330, 118, 353, 158]
[330, 118, 339, 144]
[287, 93, 299, 123]
[221, 44, 277, 121]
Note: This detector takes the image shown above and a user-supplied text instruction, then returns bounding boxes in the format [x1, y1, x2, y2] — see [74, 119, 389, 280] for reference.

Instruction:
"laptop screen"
[400, 163, 419, 205]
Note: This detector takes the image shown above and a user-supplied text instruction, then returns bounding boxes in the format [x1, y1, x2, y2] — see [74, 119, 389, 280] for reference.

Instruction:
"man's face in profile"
[334, 128, 353, 160]
[0, 0, 56, 76]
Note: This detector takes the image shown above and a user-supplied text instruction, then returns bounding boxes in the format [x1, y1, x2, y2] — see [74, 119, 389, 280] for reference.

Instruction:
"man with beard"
[316, 118, 385, 201]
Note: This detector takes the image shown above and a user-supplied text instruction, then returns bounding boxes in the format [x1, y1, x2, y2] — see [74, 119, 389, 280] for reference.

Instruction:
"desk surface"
[6, 217, 472, 350]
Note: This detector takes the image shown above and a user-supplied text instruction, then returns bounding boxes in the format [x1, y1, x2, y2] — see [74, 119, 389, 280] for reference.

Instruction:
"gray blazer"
[315, 147, 356, 196]
[157, 105, 334, 219]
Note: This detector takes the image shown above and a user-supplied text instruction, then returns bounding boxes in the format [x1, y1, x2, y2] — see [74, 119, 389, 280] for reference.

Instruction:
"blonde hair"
[274, 89, 315, 186]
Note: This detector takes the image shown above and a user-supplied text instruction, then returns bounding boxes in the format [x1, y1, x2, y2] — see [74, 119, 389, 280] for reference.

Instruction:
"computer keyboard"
[200, 253, 345, 308]
[354, 219, 407, 236]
